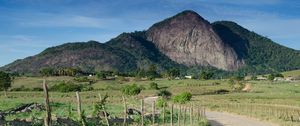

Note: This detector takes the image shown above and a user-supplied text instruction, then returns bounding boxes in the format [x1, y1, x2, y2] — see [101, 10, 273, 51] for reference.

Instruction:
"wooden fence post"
[183, 107, 186, 126]
[171, 104, 173, 126]
[163, 103, 166, 126]
[76, 91, 86, 126]
[189, 107, 192, 125]
[43, 79, 51, 126]
[122, 96, 127, 126]
[152, 101, 156, 125]
[178, 105, 181, 126]
[197, 108, 200, 122]
[141, 99, 144, 126]
[98, 93, 109, 126]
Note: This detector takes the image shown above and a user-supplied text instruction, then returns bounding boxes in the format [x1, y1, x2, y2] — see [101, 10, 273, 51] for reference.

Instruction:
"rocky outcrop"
[146, 10, 245, 71]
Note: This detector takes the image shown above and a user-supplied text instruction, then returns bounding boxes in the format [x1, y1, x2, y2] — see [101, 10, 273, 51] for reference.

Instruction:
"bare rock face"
[146, 10, 244, 71]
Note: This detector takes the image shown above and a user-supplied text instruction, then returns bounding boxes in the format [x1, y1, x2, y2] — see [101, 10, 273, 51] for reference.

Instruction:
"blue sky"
[0, 0, 300, 67]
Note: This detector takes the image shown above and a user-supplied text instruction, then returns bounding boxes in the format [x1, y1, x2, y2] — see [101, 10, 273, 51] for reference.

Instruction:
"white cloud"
[18, 14, 105, 28]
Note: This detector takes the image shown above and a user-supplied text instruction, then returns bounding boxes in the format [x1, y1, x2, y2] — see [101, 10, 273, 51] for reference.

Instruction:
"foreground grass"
[1, 76, 300, 125]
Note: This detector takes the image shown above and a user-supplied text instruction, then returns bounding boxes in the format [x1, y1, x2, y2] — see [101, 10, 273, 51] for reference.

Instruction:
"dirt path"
[206, 111, 279, 126]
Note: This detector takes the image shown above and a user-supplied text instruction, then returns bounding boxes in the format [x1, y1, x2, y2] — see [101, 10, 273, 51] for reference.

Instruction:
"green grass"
[282, 69, 300, 77]
[1, 76, 300, 125]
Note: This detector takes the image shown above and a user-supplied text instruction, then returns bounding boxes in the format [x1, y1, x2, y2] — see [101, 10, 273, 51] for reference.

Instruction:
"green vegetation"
[166, 68, 180, 79]
[149, 82, 159, 90]
[213, 21, 300, 75]
[282, 69, 300, 77]
[50, 81, 93, 92]
[172, 92, 192, 104]
[0, 71, 11, 96]
[157, 89, 172, 99]
[199, 71, 214, 80]
[122, 84, 142, 96]
[40, 67, 80, 76]
[0, 69, 300, 125]
[156, 97, 167, 108]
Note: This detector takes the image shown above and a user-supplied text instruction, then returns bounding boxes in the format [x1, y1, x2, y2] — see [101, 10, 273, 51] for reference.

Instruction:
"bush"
[198, 118, 210, 126]
[50, 82, 92, 92]
[157, 89, 172, 99]
[149, 82, 159, 90]
[122, 84, 142, 96]
[156, 98, 167, 108]
[96, 72, 106, 80]
[172, 92, 192, 104]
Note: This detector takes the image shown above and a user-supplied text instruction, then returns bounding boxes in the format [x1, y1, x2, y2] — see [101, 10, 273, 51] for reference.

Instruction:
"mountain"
[2, 41, 138, 74]
[146, 10, 244, 71]
[212, 21, 300, 73]
[2, 32, 183, 75]
[1, 10, 300, 75]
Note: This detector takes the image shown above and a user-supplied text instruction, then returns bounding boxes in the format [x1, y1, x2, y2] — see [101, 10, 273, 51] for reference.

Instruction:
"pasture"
[1, 76, 300, 125]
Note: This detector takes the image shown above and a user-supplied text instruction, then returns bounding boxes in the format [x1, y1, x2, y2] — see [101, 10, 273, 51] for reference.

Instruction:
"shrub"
[82, 86, 94, 91]
[122, 84, 142, 96]
[0, 71, 11, 92]
[172, 92, 192, 104]
[96, 72, 106, 80]
[50, 82, 91, 92]
[149, 82, 159, 90]
[156, 98, 167, 108]
[157, 89, 172, 99]
[198, 118, 210, 126]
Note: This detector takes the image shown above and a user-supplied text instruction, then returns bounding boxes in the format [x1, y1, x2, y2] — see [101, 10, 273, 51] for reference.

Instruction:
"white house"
[184, 76, 193, 79]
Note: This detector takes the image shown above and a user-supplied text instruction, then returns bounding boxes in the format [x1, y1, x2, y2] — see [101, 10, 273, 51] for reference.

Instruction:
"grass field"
[282, 69, 300, 78]
[1, 76, 300, 125]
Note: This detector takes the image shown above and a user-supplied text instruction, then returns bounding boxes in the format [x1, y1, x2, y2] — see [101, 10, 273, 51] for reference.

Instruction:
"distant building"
[185, 76, 192, 79]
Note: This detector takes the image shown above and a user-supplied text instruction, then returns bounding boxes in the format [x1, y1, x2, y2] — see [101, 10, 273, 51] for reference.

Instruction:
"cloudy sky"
[0, 0, 300, 67]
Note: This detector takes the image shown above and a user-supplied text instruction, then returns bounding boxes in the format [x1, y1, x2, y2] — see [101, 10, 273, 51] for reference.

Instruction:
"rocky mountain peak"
[146, 10, 245, 71]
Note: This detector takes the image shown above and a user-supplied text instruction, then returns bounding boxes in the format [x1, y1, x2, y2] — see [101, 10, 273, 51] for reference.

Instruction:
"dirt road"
[206, 111, 279, 126]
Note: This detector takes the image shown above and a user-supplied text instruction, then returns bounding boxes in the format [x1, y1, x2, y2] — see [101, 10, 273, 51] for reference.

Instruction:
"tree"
[147, 64, 159, 80]
[40, 67, 55, 76]
[167, 68, 180, 79]
[136, 69, 146, 78]
[199, 71, 214, 80]
[96, 71, 106, 80]
[268, 74, 275, 81]
[0, 71, 11, 97]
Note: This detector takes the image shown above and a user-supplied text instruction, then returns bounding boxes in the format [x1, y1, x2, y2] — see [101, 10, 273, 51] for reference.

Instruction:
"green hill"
[213, 21, 300, 75]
